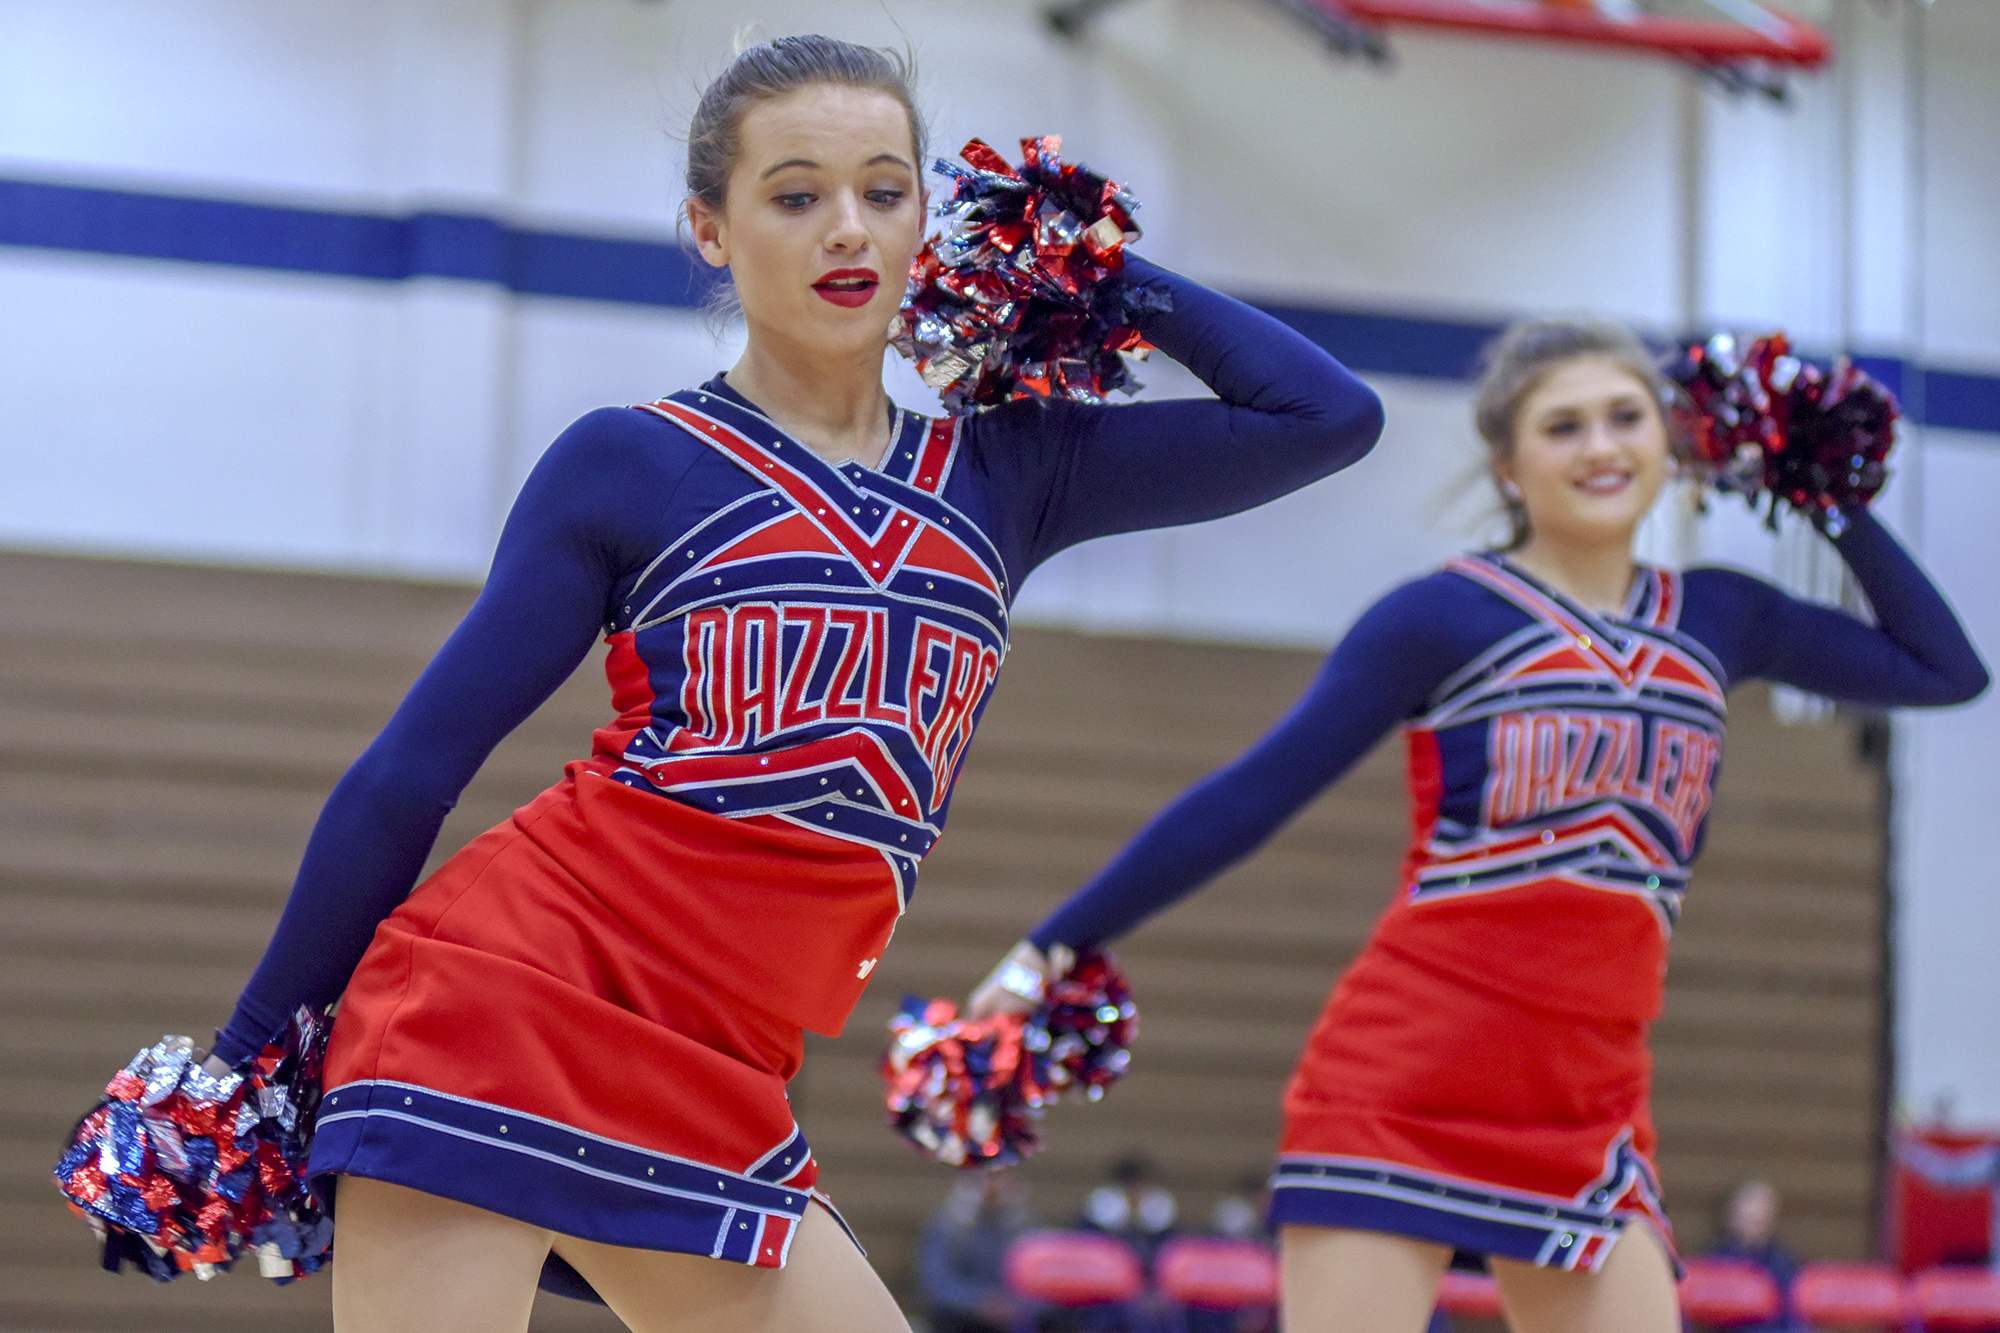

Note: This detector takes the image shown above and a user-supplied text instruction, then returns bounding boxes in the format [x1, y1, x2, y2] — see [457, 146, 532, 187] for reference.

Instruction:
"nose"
[1580, 415, 1623, 458]
[824, 188, 870, 255]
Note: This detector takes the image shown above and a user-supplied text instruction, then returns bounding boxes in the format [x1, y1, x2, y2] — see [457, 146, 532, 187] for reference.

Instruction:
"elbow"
[1904, 659, 1991, 708]
[1949, 659, 1992, 706]
[1337, 381, 1387, 470]
[1300, 372, 1386, 479]
[337, 739, 466, 822]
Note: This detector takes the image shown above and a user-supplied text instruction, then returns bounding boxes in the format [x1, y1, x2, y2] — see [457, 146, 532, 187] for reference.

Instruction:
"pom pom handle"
[881, 949, 1136, 1168]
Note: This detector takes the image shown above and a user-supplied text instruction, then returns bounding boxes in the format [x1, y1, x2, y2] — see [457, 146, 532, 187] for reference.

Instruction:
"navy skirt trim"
[310, 1079, 818, 1269]
[1268, 1142, 1669, 1274]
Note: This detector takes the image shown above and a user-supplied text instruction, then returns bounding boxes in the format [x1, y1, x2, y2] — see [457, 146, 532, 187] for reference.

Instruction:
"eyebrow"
[759, 152, 914, 180]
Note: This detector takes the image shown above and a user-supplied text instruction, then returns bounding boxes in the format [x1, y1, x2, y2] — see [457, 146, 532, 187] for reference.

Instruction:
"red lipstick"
[813, 267, 880, 308]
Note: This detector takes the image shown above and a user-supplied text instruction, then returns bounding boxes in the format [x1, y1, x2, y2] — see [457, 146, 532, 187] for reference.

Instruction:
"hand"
[198, 1053, 232, 1078]
[966, 940, 1074, 1020]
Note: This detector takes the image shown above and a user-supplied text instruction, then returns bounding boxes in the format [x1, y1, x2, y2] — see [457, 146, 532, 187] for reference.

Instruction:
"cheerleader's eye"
[774, 192, 816, 211]
[866, 188, 907, 207]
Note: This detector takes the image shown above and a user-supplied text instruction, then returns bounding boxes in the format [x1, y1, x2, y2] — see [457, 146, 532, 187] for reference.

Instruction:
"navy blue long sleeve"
[211, 413, 700, 1063]
[1029, 510, 1986, 953]
[967, 256, 1385, 576]
[212, 259, 1383, 1064]
[1680, 511, 1990, 706]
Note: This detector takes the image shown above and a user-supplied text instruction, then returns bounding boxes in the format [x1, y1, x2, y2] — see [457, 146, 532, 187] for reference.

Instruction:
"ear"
[686, 195, 730, 270]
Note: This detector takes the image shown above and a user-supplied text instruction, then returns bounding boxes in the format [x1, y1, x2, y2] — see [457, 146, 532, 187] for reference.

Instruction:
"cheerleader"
[970, 320, 1987, 1333]
[185, 33, 1382, 1333]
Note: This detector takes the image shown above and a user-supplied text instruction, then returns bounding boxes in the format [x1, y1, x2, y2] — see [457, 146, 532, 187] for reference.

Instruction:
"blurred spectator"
[1707, 1179, 1801, 1331]
[918, 1172, 1034, 1333]
[1209, 1171, 1271, 1243]
[1080, 1153, 1179, 1270]
[1064, 1154, 1178, 1332]
[1188, 1172, 1279, 1332]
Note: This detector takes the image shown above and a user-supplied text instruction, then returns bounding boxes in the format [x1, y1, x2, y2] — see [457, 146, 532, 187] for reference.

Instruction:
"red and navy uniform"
[208, 256, 1385, 1294]
[1030, 518, 1985, 1271]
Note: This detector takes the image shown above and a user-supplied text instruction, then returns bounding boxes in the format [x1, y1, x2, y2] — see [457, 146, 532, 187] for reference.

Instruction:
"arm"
[978, 256, 1385, 576]
[210, 410, 699, 1064]
[1686, 510, 1988, 707]
[1024, 578, 1475, 954]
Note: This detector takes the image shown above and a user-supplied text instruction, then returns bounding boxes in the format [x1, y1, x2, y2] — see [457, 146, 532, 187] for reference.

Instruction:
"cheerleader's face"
[1499, 356, 1671, 549]
[688, 84, 924, 358]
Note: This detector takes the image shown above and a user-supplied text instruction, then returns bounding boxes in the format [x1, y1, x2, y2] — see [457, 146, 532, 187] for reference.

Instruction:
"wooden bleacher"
[0, 550, 1886, 1329]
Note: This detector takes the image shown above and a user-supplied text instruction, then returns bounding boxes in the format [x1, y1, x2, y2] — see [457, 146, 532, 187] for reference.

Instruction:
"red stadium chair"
[1437, 1270, 1504, 1319]
[1154, 1236, 1279, 1310]
[1909, 1266, 2000, 1332]
[1003, 1230, 1146, 1331]
[1677, 1257, 1783, 1329]
[1792, 1261, 1906, 1330]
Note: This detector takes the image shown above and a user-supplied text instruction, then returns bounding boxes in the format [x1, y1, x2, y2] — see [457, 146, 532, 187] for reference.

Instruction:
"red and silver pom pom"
[53, 1006, 333, 1283]
[893, 136, 1170, 415]
[1670, 331, 1897, 537]
[882, 949, 1138, 1168]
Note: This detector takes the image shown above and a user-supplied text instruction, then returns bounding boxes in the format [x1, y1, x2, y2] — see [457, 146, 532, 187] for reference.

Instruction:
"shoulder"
[1338, 566, 1531, 661]
[956, 395, 1090, 455]
[1682, 563, 1785, 614]
[533, 405, 710, 484]
[1375, 563, 1539, 630]
[502, 405, 721, 561]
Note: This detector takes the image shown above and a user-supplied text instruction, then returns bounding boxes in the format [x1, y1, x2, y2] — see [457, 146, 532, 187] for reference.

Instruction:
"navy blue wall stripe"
[4, 174, 1997, 435]
[0, 177, 725, 305]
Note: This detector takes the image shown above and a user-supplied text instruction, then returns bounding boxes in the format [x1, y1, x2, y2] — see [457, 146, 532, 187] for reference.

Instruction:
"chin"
[1542, 511, 1643, 550]
[788, 305, 893, 354]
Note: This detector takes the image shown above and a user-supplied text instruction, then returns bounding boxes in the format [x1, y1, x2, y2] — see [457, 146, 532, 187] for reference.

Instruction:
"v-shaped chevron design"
[641, 398, 955, 591]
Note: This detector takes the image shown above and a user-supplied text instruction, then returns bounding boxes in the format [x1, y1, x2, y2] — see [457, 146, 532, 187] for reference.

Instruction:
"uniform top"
[1028, 514, 1987, 1011]
[212, 256, 1387, 1065]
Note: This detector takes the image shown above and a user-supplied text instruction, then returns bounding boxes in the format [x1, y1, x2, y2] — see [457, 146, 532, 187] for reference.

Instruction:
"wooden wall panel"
[0, 551, 1885, 1329]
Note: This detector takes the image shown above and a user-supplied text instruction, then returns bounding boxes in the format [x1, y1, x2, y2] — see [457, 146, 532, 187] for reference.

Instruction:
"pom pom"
[881, 949, 1137, 1168]
[893, 135, 1171, 414]
[1669, 331, 1898, 537]
[53, 1006, 334, 1284]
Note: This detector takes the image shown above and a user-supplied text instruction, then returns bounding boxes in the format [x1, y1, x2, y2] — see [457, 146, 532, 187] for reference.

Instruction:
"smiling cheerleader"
[969, 319, 1987, 1333]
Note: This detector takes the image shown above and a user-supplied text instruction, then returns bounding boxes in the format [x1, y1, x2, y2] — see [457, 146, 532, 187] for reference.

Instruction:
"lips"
[1574, 471, 1634, 496]
[813, 267, 880, 308]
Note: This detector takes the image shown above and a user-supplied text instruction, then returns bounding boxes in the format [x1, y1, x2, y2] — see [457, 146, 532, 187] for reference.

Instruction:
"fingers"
[966, 981, 1039, 1021]
[965, 940, 1058, 1019]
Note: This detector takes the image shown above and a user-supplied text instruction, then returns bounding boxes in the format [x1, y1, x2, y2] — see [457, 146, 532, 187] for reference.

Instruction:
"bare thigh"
[331, 1177, 907, 1333]
[1278, 1225, 1452, 1333]
[332, 1176, 554, 1333]
[1489, 1222, 1679, 1333]
[554, 1202, 910, 1333]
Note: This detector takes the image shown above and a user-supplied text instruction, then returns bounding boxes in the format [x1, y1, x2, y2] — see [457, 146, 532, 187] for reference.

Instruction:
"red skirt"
[1269, 882, 1675, 1273]
[307, 764, 900, 1286]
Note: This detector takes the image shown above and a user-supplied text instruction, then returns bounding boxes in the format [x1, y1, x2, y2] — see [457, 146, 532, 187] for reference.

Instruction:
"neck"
[725, 328, 892, 468]
[1507, 532, 1638, 613]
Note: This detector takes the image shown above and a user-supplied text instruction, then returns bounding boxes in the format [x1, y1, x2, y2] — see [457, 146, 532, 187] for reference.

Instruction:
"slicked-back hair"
[685, 34, 926, 214]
